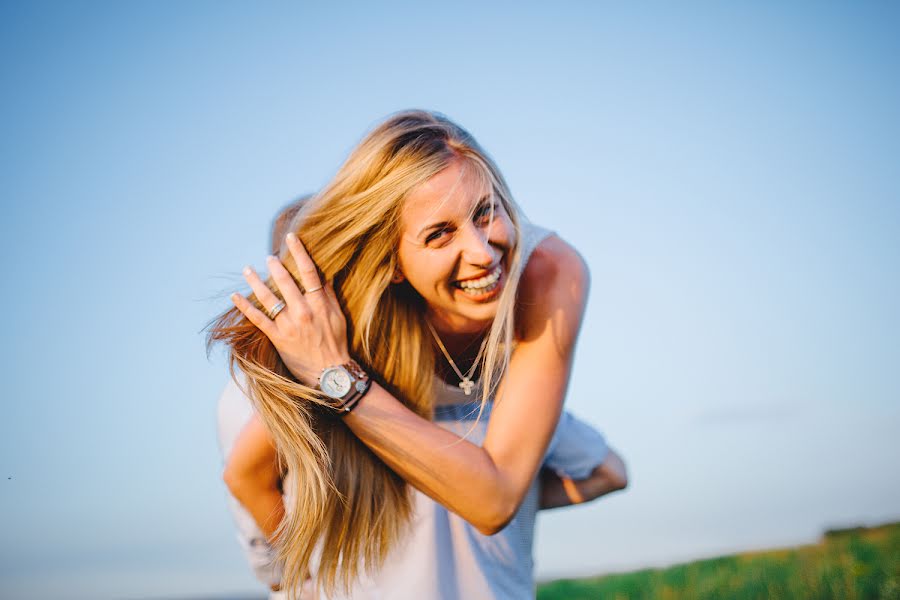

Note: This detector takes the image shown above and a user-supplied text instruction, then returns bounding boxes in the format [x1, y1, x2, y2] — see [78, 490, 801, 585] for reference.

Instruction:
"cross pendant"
[459, 379, 475, 396]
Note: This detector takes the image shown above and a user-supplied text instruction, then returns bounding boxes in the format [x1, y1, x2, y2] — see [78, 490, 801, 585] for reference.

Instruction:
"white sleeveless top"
[322, 222, 608, 600]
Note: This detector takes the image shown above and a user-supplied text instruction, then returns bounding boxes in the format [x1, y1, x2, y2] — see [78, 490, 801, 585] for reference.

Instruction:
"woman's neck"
[425, 310, 490, 382]
[426, 313, 489, 356]
[431, 335, 486, 385]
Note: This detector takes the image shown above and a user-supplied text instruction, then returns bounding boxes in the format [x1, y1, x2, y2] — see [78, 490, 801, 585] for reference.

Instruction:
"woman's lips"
[453, 263, 502, 288]
[452, 264, 505, 301]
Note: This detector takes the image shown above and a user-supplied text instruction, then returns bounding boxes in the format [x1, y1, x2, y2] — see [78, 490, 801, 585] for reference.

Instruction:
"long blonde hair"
[207, 110, 525, 597]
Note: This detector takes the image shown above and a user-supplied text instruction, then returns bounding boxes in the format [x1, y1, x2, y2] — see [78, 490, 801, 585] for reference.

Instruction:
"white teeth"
[460, 280, 500, 296]
[457, 266, 502, 292]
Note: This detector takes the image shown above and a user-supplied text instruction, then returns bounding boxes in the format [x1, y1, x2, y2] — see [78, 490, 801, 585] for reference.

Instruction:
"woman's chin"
[427, 268, 507, 332]
[428, 300, 497, 334]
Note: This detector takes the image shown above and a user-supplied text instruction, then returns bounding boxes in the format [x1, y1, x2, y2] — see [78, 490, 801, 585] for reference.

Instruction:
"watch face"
[321, 367, 352, 398]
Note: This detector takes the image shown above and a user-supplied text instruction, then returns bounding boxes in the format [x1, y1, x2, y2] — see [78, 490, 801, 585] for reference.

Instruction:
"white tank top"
[326, 221, 556, 600]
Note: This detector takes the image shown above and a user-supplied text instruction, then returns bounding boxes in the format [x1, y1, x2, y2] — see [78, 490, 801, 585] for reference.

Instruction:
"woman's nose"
[459, 222, 497, 266]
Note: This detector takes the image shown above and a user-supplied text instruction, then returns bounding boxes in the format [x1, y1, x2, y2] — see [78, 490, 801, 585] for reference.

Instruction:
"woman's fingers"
[231, 292, 277, 338]
[324, 280, 339, 307]
[243, 266, 282, 315]
[266, 255, 306, 310]
[233, 244, 350, 385]
[286, 233, 331, 315]
[286, 234, 324, 295]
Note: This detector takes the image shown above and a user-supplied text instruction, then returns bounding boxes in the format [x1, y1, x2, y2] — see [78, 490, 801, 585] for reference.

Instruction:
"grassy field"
[537, 522, 900, 600]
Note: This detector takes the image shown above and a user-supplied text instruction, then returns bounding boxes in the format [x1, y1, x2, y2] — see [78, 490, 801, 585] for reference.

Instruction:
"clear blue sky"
[2, 2, 898, 598]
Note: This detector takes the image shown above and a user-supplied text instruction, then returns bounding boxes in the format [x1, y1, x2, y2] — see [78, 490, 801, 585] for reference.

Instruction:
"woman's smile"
[451, 263, 504, 301]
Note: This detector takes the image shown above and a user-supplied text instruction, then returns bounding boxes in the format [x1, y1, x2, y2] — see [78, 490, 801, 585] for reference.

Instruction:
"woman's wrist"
[316, 358, 372, 415]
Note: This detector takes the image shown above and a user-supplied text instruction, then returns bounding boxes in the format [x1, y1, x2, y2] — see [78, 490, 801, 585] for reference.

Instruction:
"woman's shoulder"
[514, 234, 590, 341]
[522, 234, 590, 291]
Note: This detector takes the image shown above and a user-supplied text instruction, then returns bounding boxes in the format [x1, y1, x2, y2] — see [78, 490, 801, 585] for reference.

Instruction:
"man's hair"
[270, 196, 312, 255]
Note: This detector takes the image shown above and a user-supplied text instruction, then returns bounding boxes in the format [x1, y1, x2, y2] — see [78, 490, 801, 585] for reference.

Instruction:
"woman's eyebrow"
[416, 195, 493, 239]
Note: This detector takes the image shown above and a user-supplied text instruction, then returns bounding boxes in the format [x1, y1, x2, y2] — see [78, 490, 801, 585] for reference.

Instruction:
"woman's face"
[396, 159, 516, 334]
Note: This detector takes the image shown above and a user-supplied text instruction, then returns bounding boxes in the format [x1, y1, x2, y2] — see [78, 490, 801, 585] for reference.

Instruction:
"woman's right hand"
[230, 233, 351, 387]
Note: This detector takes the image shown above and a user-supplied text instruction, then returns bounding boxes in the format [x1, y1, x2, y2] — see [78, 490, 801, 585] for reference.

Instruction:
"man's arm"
[539, 448, 628, 510]
[223, 414, 285, 542]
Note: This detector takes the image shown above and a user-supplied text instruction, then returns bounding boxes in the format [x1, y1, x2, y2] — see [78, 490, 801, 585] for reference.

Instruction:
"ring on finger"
[268, 301, 287, 319]
[304, 285, 324, 294]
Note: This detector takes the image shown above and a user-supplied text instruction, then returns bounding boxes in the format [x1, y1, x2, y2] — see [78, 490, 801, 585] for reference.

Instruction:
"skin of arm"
[344, 237, 590, 535]
[222, 414, 285, 545]
[538, 447, 629, 510]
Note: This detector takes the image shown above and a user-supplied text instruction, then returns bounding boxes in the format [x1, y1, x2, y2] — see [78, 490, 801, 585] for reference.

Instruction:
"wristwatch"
[317, 359, 371, 414]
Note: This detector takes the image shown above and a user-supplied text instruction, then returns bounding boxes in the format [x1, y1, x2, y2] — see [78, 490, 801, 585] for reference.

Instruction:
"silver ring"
[304, 285, 324, 294]
[268, 301, 286, 319]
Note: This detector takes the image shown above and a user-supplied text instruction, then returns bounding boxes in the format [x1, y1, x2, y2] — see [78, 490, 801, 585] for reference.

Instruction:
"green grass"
[537, 522, 900, 600]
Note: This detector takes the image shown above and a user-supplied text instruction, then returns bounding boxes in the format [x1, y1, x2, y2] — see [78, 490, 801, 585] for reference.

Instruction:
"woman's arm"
[342, 237, 590, 534]
[222, 414, 284, 542]
[234, 234, 589, 535]
[539, 448, 629, 510]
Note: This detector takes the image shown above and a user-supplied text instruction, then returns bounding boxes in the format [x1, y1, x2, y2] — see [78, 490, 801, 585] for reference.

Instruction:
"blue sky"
[2, 2, 898, 598]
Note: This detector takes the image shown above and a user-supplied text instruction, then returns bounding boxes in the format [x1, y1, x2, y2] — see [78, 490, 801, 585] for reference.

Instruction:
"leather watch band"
[334, 359, 371, 415]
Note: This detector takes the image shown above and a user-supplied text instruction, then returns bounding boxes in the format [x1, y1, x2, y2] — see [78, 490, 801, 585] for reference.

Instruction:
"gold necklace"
[425, 320, 488, 396]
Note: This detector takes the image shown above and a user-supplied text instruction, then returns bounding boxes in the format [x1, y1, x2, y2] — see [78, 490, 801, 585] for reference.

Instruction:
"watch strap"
[331, 359, 371, 415]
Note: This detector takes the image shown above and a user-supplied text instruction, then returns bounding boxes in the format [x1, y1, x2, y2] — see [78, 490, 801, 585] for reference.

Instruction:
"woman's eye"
[475, 203, 495, 223]
[426, 228, 451, 244]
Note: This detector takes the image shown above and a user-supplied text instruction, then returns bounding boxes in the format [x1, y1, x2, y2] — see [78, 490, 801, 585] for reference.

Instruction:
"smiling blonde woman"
[207, 110, 625, 598]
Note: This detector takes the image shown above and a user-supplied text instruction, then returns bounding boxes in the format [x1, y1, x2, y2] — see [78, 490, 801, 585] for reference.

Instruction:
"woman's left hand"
[230, 233, 351, 387]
